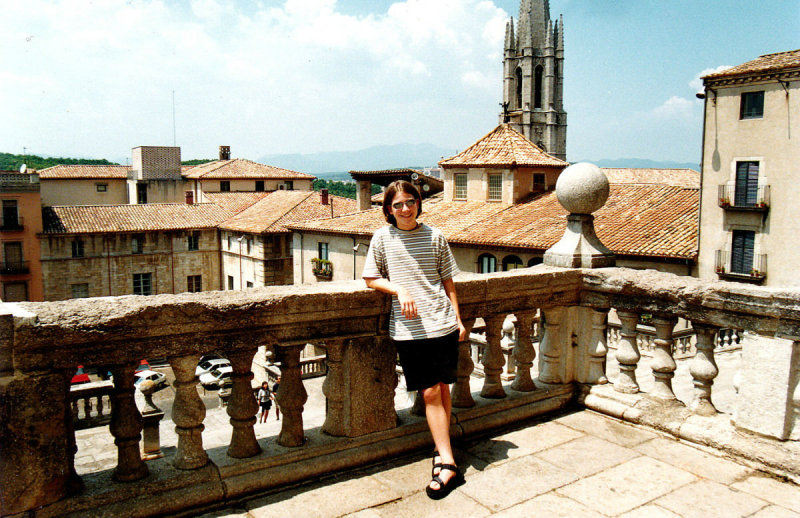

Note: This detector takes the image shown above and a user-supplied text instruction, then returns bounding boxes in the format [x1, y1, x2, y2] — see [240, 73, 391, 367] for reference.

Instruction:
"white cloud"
[651, 96, 695, 121]
[689, 65, 733, 93]
[1, 0, 512, 158]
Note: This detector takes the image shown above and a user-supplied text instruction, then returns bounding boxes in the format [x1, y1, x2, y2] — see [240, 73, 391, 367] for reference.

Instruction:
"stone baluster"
[83, 396, 92, 419]
[169, 354, 208, 469]
[511, 312, 537, 391]
[277, 344, 308, 447]
[690, 323, 719, 416]
[411, 391, 426, 416]
[586, 308, 609, 385]
[615, 311, 641, 394]
[452, 318, 476, 407]
[480, 314, 507, 398]
[139, 381, 165, 459]
[322, 339, 346, 436]
[109, 364, 148, 482]
[651, 316, 678, 401]
[538, 307, 564, 384]
[227, 350, 261, 458]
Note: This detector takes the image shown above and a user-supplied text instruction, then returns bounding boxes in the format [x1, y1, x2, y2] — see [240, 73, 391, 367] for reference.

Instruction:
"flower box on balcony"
[311, 258, 333, 279]
[719, 199, 731, 208]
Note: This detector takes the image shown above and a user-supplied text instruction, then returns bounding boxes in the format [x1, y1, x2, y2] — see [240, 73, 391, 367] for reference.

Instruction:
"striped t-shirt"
[362, 224, 460, 341]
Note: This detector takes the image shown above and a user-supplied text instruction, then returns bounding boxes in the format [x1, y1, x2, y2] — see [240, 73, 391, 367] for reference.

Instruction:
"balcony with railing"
[0, 214, 24, 231]
[718, 184, 770, 211]
[715, 250, 767, 282]
[2, 266, 800, 516]
[0, 260, 29, 275]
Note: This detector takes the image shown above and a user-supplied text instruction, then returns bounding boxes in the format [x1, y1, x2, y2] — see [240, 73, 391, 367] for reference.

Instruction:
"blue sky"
[1, 0, 798, 165]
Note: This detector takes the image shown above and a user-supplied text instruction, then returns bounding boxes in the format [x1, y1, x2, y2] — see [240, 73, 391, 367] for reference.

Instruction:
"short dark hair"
[382, 180, 422, 225]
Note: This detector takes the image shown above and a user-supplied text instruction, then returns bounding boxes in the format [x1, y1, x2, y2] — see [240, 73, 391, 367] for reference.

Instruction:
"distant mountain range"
[259, 143, 699, 178]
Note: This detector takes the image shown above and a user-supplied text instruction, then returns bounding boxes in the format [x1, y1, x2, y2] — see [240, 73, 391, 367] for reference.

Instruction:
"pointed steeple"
[545, 19, 554, 50]
[505, 18, 516, 52]
[529, 0, 550, 48]
[517, 0, 532, 49]
[557, 14, 564, 51]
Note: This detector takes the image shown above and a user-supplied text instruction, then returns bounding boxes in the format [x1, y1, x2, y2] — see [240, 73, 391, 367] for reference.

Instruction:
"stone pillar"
[511, 312, 537, 391]
[538, 307, 565, 384]
[356, 180, 372, 211]
[411, 391, 426, 416]
[585, 308, 609, 385]
[109, 365, 148, 482]
[734, 333, 799, 439]
[480, 315, 507, 398]
[615, 311, 641, 394]
[651, 316, 678, 401]
[452, 318, 476, 407]
[322, 339, 346, 436]
[277, 344, 308, 446]
[690, 323, 719, 416]
[138, 380, 165, 459]
[227, 350, 261, 458]
[0, 368, 77, 515]
[169, 354, 208, 469]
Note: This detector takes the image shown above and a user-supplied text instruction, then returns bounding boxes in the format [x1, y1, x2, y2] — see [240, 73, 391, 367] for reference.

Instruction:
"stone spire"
[517, 0, 532, 48]
[556, 14, 564, 51]
[505, 18, 516, 52]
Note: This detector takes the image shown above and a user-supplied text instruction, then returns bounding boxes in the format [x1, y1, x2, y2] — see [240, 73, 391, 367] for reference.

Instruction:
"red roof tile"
[440, 124, 568, 169]
[703, 49, 800, 80]
[38, 165, 130, 179]
[182, 158, 315, 180]
[219, 191, 358, 234]
[601, 168, 699, 188]
[42, 203, 233, 234]
[203, 192, 271, 213]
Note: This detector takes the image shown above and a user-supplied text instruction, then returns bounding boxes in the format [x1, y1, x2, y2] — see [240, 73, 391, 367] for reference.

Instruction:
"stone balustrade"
[1, 267, 799, 516]
[70, 380, 114, 430]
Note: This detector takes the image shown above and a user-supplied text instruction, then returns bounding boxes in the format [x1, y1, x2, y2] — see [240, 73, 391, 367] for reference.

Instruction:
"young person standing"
[257, 381, 272, 423]
[362, 180, 466, 499]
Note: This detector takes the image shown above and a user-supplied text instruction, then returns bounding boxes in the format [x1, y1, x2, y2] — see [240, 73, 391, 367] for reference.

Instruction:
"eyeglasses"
[391, 199, 418, 210]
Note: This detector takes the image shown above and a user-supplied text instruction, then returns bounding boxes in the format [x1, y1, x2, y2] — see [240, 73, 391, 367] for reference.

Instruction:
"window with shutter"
[734, 162, 759, 207]
[730, 230, 755, 275]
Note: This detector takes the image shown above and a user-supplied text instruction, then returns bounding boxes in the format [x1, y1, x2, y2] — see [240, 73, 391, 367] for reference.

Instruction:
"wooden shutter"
[734, 162, 759, 206]
[731, 230, 755, 274]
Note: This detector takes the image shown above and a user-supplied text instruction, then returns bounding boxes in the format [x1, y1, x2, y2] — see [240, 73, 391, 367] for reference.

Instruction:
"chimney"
[185, 191, 194, 205]
[219, 145, 231, 160]
[320, 188, 329, 205]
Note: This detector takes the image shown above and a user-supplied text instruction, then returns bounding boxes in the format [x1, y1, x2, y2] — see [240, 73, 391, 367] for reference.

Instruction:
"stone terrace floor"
[195, 409, 800, 518]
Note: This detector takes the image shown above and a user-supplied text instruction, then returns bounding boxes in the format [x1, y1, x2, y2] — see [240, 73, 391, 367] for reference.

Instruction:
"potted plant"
[719, 198, 731, 208]
[715, 265, 725, 274]
[311, 258, 333, 279]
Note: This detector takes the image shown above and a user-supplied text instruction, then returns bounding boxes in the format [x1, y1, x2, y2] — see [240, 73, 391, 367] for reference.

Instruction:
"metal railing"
[0, 261, 29, 275]
[715, 250, 767, 279]
[718, 184, 770, 209]
[0, 215, 24, 230]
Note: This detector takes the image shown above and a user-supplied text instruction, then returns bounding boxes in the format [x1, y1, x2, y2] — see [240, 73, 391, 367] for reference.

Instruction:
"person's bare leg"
[423, 383, 456, 490]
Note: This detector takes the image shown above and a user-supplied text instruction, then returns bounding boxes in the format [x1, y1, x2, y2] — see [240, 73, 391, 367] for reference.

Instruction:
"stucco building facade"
[0, 170, 44, 301]
[697, 49, 800, 286]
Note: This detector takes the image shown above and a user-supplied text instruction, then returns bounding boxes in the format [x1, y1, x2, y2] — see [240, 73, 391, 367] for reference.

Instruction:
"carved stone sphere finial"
[555, 162, 609, 215]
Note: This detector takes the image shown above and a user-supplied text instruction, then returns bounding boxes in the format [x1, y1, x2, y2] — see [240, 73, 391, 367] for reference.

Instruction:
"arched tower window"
[515, 67, 523, 109]
[534, 65, 544, 109]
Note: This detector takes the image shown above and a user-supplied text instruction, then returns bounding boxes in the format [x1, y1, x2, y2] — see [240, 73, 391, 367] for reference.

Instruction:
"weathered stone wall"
[40, 230, 221, 300]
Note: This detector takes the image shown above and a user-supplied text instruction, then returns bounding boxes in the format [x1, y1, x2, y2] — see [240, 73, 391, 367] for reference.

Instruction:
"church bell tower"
[501, 0, 567, 160]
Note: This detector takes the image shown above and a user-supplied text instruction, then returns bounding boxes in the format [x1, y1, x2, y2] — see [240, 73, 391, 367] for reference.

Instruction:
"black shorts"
[394, 329, 459, 392]
[260, 401, 272, 411]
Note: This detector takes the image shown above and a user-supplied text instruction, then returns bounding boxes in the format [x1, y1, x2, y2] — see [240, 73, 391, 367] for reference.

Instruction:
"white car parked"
[134, 370, 167, 391]
[199, 365, 233, 388]
[195, 358, 230, 378]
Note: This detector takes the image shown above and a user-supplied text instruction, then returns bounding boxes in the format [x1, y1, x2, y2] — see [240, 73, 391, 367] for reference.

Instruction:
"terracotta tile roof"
[181, 158, 315, 180]
[203, 192, 271, 213]
[601, 168, 699, 188]
[350, 168, 421, 177]
[703, 49, 800, 80]
[290, 185, 699, 260]
[439, 124, 568, 169]
[38, 165, 130, 179]
[371, 190, 445, 204]
[219, 191, 358, 234]
[42, 203, 233, 234]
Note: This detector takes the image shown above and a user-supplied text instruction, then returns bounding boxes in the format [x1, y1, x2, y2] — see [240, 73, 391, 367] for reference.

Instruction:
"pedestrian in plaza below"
[272, 376, 281, 421]
[362, 180, 466, 500]
[257, 381, 272, 423]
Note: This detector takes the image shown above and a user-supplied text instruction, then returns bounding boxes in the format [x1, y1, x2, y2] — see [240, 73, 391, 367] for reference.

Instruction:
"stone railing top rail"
[581, 268, 800, 338]
[3, 266, 799, 372]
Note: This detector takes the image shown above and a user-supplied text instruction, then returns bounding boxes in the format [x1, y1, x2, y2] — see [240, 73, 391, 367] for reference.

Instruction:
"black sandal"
[431, 450, 442, 477]
[425, 464, 464, 500]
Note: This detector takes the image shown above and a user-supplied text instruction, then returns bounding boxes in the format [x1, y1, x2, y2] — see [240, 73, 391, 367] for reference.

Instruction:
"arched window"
[534, 65, 543, 109]
[502, 255, 523, 271]
[478, 253, 497, 274]
[527, 257, 543, 267]
[515, 67, 523, 109]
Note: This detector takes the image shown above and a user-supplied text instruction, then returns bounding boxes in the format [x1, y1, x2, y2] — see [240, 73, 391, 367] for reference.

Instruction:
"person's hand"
[457, 320, 467, 341]
[396, 287, 417, 319]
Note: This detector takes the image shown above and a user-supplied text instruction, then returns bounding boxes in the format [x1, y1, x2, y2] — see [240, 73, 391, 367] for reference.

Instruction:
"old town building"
[697, 49, 800, 286]
[289, 125, 699, 283]
[0, 170, 44, 301]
